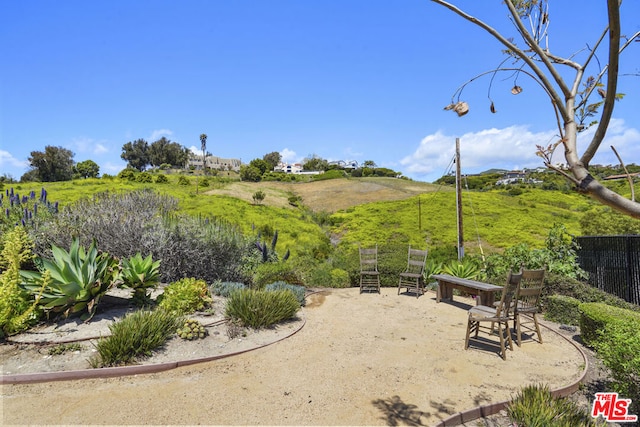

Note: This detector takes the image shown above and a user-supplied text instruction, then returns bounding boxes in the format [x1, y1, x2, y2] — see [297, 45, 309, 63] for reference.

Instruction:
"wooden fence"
[576, 235, 640, 305]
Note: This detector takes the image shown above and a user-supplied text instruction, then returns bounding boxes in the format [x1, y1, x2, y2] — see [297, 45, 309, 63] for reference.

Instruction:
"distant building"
[188, 154, 241, 172]
[274, 162, 323, 175]
[328, 160, 359, 169]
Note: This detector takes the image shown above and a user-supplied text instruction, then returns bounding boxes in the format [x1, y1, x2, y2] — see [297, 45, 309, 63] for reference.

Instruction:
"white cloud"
[280, 148, 299, 164]
[149, 129, 173, 141]
[93, 143, 108, 155]
[402, 119, 640, 182]
[70, 137, 110, 155]
[0, 150, 28, 169]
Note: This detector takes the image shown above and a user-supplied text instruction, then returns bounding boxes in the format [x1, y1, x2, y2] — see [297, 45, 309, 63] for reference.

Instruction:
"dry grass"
[204, 177, 449, 213]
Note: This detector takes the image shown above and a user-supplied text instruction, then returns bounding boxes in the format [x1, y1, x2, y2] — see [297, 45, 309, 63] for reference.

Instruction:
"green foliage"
[199, 177, 210, 187]
[121, 139, 150, 171]
[311, 169, 346, 181]
[252, 190, 266, 205]
[506, 384, 596, 426]
[136, 172, 153, 183]
[177, 176, 190, 185]
[580, 206, 640, 235]
[48, 342, 84, 355]
[225, 288, 300, 328]
[117, 168, 138, 181]
[544, 295, 582, 325]
[592, 321, 640, 415]
[578, 303, 640, 346]
[155, 174, 169, 184]
[211, 281, 247, 297]
[265, 281, 306, 306]
[422, 259, 444, 283]
[0, 186, 57, 237]
[441, 258, 481, 279]
[28, 145, 75, 182]
[329, 268, 350, 288]
[176, 318, 207, 340]
[74, 160, 100, 179]
[0, 227, 41, 337]
[120, 253, 161, 303]
[90, 308, 180, 367]
[542, 273, 637, 312]
[253, 262, 301, 288]
[240, 165, 262, 182]
[20, 238, 121, 321]
[157, 278, 212, 315]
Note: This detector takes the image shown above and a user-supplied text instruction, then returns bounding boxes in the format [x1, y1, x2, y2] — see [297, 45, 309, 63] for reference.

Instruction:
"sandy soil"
[1, 287, 588, 426]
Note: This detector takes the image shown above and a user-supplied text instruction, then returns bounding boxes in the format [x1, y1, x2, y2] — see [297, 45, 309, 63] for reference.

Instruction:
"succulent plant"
[20, 238, 121, 321]
[176, 319, 207, 340]
[120, 252, 161, 302]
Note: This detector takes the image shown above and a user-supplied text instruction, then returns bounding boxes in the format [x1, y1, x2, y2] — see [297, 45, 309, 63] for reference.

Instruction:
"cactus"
[176, 319, 207, 340]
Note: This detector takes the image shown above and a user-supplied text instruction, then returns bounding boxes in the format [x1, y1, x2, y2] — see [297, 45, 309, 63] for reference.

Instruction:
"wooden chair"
[513, 268, 545, 346]
[465, 270, 522, 360]
[359, 245, 380, 294]
[397, 246, 428, 298]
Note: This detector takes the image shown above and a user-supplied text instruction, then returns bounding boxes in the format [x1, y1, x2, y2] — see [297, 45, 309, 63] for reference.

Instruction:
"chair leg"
[515, 314, 522, 347]
[532, 313, 542, 344]
[497, 322, 507, 360]
[465, 318, 473, 349]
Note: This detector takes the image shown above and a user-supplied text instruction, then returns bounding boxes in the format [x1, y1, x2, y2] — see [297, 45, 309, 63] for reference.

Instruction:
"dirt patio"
[1, 287, 587, 426]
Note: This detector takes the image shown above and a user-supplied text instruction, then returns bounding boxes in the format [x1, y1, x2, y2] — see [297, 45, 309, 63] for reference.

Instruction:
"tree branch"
[430, 0, 570, 124]
[581, 0, 621, 167]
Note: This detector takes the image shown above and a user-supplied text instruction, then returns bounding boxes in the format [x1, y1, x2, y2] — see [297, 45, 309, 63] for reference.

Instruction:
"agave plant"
[20, 238, 121, 321]
[442, 258, 481, 280]
[120, 253, 161, 303]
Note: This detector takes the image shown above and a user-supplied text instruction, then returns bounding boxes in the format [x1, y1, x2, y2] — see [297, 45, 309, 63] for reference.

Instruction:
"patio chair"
[359, 245, 380, 294]
[397, 246, 428, 298]
[465, 269, 522, 360]
[513, 268, 545, 346]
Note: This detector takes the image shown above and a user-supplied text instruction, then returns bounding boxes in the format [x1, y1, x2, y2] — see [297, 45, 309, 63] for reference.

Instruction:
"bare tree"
[433, 0, 640, 217]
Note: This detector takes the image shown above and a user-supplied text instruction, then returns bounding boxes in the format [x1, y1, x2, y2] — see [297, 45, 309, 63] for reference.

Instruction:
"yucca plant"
[20, 238, 121, 321]
[120, 253, 161, 304]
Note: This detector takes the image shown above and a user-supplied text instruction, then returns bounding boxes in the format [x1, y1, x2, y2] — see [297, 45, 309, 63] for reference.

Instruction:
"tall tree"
[433, 0, 640, 217]
[200, 134, 207, 172]
[149, 137, 189, 168]
[121, 139, 150, 171]
[263, 151, 282, 171]
[74, 160, 100, 179]
[28, 145, 75, 182]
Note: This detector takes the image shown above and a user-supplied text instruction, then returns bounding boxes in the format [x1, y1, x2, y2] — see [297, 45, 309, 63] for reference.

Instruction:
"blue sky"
[1, 1, 639, 183]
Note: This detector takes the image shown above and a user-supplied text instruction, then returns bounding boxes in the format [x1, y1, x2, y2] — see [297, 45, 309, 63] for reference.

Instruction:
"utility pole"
[455, 138, 464, 260]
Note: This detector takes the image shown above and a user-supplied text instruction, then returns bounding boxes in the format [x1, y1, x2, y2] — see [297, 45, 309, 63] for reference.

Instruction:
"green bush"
[117, 168, 137, 181]
[211, 281, 247, 297]
[265, 281, 306, 306]
[253, 262, 302, 288]
[157, 278, 212, 315]
[225, 288, 300, 329]
[544, 295, 581, 325]
[136, 172, 153, 183]
[578, 302, 640, 346]
[506, 384, 596, 426]
[90, 308, 180, 367]
[120, 253, 161, 304]
[592, 321, 640, 416]
[155, 174, 169, 184]
[177, 176, 190, 185]
[0, 227, 40, 337]
[330, 268, 350, 288]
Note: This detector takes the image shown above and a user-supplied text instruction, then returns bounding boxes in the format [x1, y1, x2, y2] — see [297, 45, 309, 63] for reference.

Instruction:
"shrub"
[0, 227, 40, 337]
[177, 176, 190, 185]
[253, 262, 302, 288]
[225, 288, 300, 329]
[330, 268, 350, 288]
[252, 190, 266, 205]
[117, 168, 137, 181]
[265, 281, 306, 306]
[592, 321, 640, 416]
[90, 308, 180, 367]
[136, 172, 153, 183]
[155, 174, 169, 184]
[506, 384, 596, 426]
[544, 295, 581, 325]
[211, 281, 247, 297]
[157, 277, 212, 315]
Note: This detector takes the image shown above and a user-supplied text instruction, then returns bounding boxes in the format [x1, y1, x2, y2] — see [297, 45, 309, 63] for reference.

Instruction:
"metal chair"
[397, 246, 428, 298]
[359, 245, 380, 294]
[465, 270, 522, 360]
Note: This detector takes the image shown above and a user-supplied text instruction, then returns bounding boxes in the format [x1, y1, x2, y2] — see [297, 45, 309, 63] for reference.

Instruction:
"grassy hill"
[16, 175, 599, 262]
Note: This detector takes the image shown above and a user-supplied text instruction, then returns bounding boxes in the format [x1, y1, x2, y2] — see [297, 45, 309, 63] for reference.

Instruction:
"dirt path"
[1, 288, 585, 426]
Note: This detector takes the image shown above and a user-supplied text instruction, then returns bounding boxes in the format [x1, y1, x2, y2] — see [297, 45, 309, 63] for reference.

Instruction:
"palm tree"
[199, 134, 208, 173]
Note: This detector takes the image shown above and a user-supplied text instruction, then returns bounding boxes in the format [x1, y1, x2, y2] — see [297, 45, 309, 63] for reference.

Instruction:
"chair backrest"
[521, 268, 545, 288]
[495, 270, 523, 317]
[404, 246, 428, 275]
[359, 245, 378, 271]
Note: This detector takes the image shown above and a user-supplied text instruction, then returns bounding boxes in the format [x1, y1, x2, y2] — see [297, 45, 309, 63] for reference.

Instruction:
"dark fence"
[576, 235, 640, 305]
